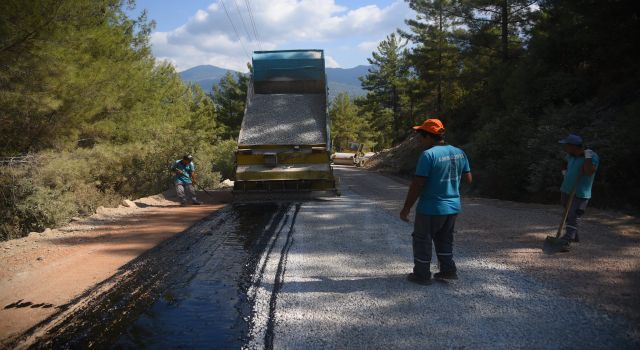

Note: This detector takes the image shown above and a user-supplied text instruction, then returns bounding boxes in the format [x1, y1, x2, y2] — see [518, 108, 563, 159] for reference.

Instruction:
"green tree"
[329, 93, 374, 151]
[0, 0, 160, 154]
[0, 0, 228, 240]
[212, 71, 249, 140]
[402, 0, 465, 115]
[359, 33, 410, 144]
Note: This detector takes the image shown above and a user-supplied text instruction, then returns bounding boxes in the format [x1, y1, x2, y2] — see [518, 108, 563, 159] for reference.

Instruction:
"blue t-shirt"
[560, 152, 599, 199]
[174, 160, 195, 184]
[415, 144, 471, 215]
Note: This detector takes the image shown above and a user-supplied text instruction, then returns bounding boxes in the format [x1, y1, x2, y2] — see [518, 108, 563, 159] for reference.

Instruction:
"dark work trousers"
[561, 192, 589, 240]
[412, 213, 457, 277]
[176, 183, 197, 204]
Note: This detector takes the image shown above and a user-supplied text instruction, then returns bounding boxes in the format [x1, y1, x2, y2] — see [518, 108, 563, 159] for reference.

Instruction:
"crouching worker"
[400, 119, 472, 285]
[172, 154, 202, 206]
[557, 134, 599, 251]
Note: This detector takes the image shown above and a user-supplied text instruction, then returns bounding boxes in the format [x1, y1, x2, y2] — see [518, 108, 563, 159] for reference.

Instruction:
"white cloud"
[150, 0, 412, 72]
[357, 40, 380, 53]
[325, 55, 340, 68]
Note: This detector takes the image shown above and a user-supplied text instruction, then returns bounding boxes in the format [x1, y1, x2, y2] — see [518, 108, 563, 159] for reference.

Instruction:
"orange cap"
[413, 118, 445, 135]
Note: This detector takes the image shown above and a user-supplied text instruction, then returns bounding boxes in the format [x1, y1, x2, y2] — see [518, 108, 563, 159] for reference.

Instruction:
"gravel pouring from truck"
[234, 50, 337, 194]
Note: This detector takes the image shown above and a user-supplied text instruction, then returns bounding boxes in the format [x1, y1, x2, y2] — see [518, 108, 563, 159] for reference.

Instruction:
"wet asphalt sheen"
[26, 203, 294, 349]
[17, 167, 640, 349]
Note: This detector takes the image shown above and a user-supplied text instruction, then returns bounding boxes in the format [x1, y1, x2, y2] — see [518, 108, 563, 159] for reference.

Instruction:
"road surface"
[4, 166, 639, 349]
[251, 166, 639, 349]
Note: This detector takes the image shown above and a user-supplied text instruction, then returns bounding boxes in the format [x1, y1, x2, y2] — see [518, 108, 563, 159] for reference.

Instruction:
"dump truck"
[233, 49, 337, 196]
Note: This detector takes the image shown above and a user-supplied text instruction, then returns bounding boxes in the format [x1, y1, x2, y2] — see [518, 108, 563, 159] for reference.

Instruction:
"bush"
[0, 138, 233, 241]
[210, 139, 237, 181]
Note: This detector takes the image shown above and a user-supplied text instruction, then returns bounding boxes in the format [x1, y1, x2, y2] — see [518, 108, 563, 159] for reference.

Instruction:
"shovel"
[543, 177, 580, 254]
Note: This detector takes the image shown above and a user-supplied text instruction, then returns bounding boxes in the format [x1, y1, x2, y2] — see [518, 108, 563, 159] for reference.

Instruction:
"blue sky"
[127, 0, 414, 72]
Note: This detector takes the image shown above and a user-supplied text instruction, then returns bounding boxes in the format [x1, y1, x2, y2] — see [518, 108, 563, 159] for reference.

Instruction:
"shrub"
[0, 138, 234, 241]
[210, 139, 237, 181]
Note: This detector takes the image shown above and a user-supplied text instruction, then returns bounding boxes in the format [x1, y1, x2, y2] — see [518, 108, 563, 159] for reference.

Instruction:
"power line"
[244, 0, 263, 51]
[220, 0, 251, 61]
[232, 0, 255, 50]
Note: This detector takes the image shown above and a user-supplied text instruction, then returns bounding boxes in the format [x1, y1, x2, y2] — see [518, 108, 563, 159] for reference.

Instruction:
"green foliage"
[359, 33, 412, 145]
[329, 93, 375, 151]
[212, 72, 249, 140]
[0, 138, 230, 240]
[359, 0, 640, 209]
[210, 140, 239, 181]
[0, 0, 233, 240]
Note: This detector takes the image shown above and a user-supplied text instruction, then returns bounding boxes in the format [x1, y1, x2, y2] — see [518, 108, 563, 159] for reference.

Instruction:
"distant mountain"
[178, 65, 235, 92]
[327, 81, 365, 101]
[326, 65, 370, 88]
[179, 64, 368, 99]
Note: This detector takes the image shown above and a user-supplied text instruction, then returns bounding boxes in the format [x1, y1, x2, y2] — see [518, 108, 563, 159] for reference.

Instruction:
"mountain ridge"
[178, 64, 368, 99]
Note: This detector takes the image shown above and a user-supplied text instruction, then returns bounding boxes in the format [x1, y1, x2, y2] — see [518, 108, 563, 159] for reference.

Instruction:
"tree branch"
[0, 2, 64, 54]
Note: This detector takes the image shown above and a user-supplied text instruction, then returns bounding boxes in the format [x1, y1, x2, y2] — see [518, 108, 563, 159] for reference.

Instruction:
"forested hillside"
[0, 0, 235, 240]
[1, 0, 638, 240]
[328, 0, 639, 210]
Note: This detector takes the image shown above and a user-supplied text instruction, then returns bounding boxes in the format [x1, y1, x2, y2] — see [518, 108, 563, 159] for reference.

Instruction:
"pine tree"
[359, 33, 410, 144]
[401, 0, 464, 115]
[212, 72, 249, 140]
[329, 93, 374, 151]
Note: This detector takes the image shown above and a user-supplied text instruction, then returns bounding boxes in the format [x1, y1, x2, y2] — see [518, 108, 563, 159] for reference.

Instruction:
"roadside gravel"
[252, 166, 639, 349]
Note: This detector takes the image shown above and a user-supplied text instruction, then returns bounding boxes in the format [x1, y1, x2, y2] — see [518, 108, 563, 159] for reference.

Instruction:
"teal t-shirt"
[560, 152, 599, 199]
[415, 144, 471, 215]
[174, 160, 195, 184]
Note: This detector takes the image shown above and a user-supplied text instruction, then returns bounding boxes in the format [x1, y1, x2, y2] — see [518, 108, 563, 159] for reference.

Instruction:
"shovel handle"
[556, 175, 581, 238]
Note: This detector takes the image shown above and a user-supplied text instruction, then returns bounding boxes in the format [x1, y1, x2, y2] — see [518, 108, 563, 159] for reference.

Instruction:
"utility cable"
[220, 0, 251, 61]
[244, 0, 263, 51]
[233, 0, 256, 51]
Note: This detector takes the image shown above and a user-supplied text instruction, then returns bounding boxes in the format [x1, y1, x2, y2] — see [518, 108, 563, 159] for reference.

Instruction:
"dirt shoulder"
[0, 190, 230, 341]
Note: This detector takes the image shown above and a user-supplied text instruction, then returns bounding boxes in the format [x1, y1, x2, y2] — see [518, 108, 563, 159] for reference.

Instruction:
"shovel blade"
[543, 236, 570, 254]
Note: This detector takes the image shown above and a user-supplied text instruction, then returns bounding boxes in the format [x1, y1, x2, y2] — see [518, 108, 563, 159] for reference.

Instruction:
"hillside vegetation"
[328, 0, 639, 211]
[0, 0, 235, 240]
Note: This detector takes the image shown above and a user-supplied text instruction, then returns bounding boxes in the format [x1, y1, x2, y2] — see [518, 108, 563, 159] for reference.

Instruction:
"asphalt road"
[9, 166, 639, 349]
[247, 166, 639, 349]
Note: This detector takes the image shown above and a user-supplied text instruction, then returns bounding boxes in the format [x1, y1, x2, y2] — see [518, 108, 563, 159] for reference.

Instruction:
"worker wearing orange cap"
[400, 118, 473, 285]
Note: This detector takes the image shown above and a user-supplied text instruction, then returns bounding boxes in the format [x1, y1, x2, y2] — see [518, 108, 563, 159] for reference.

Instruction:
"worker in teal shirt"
[400, 119, 473, 285]
[172, 154, 202, 206]
[558, 133, 599, 250]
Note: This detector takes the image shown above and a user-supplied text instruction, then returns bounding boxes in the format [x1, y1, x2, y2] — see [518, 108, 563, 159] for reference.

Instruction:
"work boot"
[192, 200, 202, 205]
[433, 271, 458, 280]
[560, 233, 579, 243]
[407, 273, 432, 286]
[558, 238, 571, 252]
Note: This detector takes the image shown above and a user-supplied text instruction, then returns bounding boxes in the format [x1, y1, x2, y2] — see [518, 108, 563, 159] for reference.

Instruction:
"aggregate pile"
[364, 134, 423, 174]
[238, 94, 327, 146]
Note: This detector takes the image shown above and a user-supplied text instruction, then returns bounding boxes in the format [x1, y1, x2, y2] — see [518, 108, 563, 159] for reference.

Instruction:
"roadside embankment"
[0, 190, 230, 343]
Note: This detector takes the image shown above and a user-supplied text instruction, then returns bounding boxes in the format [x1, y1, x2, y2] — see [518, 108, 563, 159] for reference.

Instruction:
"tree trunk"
[392, 86, 400, 142]
[501, 1, 509, 62]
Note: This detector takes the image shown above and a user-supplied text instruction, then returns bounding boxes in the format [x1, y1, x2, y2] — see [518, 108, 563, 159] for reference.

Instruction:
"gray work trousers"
[412, 213, 457, 277]
[561, 192, 589, 240]
[176, 183, 197, 203]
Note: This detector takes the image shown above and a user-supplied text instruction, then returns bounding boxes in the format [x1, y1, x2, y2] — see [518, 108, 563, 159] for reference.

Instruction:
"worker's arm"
[190, 163, 196, 182]
[172, 163, 183, 175]
[464, 172, 473, 184]
[582, 149, 597, 175]
[400, 176, 426, 222]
